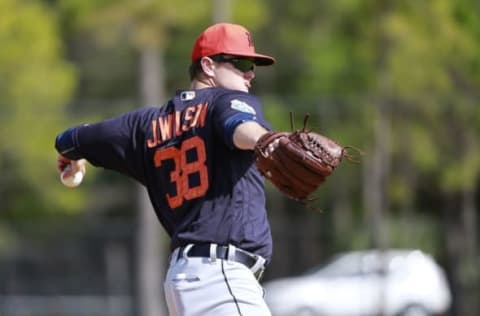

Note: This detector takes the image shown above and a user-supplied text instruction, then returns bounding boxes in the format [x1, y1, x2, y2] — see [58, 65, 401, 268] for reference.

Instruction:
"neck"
[190, 77, 216, 90]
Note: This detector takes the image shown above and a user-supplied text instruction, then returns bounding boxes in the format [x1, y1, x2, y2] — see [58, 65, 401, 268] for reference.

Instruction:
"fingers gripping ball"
[254, 121, 346, 201]
[60, 165, 85, 188]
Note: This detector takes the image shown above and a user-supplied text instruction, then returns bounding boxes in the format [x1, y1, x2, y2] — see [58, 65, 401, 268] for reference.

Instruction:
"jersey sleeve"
[55, 108, 152, 184]
[212, 91, 271, 149]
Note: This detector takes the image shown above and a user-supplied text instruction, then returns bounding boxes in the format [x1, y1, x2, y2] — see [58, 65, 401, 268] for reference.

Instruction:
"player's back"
[141, 87, 272, 259]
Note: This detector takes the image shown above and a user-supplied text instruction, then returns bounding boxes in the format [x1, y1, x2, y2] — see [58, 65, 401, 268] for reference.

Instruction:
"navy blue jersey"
[56, 87, 273, 261]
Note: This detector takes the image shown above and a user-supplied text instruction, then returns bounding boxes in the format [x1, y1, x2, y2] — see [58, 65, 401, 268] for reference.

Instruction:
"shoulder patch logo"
[230, 99, 256, 115]
[180, 91, 195, 101]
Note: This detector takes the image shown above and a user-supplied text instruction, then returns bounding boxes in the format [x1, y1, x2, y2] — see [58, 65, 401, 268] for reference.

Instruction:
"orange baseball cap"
[191, 23, 275, 66]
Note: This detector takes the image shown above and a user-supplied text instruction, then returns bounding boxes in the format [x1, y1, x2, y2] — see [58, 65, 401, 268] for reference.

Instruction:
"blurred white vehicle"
[264, 249, 451, 316]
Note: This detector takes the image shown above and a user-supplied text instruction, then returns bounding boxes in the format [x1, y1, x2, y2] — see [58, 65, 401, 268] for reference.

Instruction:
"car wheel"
[399, 304, 431, 316]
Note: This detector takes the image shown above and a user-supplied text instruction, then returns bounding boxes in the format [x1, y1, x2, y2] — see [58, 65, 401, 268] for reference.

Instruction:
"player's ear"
[200, 57, 216, 77]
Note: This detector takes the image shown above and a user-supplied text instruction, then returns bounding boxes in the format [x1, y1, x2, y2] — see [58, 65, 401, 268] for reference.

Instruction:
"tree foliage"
[0, 0, 78, 216]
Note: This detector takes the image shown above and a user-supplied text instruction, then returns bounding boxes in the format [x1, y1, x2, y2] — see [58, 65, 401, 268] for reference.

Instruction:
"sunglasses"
[211, 55, 256, 73]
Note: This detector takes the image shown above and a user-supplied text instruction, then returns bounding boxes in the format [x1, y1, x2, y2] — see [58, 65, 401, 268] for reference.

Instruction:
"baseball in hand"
[60, 166, 84, 188]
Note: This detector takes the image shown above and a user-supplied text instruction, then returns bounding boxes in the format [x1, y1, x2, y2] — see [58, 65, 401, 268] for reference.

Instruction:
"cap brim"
[254, 54, 276, 66]
[230, 53, 275, 66]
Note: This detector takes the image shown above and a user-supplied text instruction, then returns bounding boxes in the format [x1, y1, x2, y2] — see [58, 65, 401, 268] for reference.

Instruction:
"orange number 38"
[154, 136, 209, 209]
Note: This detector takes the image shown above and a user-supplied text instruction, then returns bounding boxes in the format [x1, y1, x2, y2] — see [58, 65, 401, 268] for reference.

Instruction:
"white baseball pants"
[164, 245, 271, 316]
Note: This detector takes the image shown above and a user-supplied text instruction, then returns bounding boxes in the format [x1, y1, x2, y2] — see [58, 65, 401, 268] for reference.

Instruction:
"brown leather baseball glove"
[254, 115, 346, 201]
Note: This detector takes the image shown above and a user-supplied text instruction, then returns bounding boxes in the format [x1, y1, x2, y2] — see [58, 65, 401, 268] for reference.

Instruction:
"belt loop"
[170, 248, 180, 265]
[227, 244, 236, 262]
[182, 244, 193, 260]
[209, 243, 218, 263]
[250, 255, 266, 275]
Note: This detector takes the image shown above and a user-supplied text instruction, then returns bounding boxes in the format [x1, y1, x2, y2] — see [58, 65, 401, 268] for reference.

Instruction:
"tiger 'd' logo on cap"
[230, 99, 256, 115]
[245, 32, 254, 47]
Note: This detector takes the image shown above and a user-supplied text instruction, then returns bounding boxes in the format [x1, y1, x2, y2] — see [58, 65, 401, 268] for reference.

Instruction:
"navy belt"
[177, 244, 265, 281]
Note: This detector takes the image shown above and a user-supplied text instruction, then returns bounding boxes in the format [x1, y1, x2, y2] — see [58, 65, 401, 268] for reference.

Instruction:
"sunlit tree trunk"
[136, 45, 168, 316]
[362, 99, 391, 316]
[365, 98, 390, 251]
[363, 6, 393, 315]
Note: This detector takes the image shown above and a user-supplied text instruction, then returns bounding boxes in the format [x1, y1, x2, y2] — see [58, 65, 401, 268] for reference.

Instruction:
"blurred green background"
[0, 0, 479, 315]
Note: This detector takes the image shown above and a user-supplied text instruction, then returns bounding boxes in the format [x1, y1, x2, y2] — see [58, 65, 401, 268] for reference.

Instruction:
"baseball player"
[55, 23, 275, 315]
